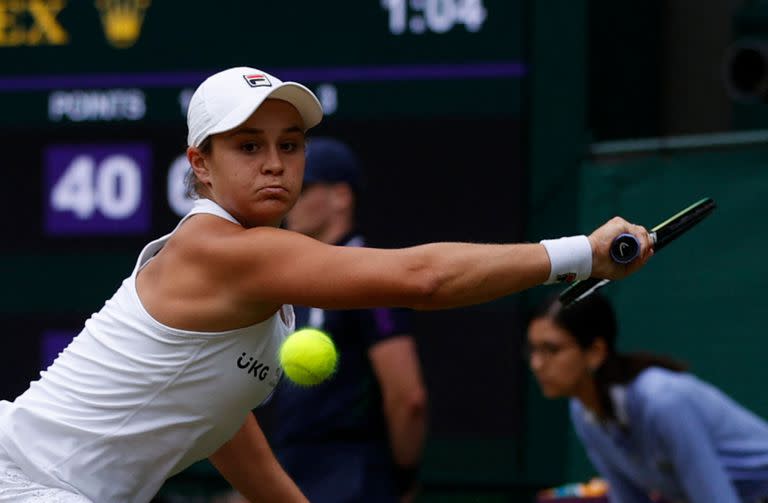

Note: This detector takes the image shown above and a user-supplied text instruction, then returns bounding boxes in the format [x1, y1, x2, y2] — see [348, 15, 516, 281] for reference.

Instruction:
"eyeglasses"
[524, 342, 579, 361]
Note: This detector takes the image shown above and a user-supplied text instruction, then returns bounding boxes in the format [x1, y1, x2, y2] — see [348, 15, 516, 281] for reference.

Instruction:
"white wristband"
[539, 235, 592, 284]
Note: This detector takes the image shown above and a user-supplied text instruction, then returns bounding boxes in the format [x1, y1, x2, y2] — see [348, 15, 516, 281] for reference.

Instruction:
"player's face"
[284, 183, 336, 239]
[198, 99, 306, 228]
[527, 317, 593, 398]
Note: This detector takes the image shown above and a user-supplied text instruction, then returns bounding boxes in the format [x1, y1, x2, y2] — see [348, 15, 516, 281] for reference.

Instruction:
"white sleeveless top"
[0, 199, 292, 502]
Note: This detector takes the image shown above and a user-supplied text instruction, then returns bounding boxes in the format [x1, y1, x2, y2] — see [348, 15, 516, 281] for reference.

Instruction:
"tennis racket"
[559, 197, 717, 307]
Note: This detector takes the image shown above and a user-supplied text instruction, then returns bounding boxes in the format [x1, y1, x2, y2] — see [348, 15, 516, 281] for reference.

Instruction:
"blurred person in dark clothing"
[260, 137, 428, 502]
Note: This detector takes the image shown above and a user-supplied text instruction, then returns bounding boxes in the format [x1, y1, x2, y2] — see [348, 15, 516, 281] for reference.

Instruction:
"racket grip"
[610, 233, 640, 264]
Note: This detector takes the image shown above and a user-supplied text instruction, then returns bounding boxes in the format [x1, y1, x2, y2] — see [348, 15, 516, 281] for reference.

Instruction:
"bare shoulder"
[169, 216, 324, 267]
[168, 214, 250, 255]
[164, 215, 334, 300]
[137, 215, 312, 329]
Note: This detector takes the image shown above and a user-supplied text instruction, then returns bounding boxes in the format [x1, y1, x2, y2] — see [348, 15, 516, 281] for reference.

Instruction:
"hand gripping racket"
[559, 197, 717, 307]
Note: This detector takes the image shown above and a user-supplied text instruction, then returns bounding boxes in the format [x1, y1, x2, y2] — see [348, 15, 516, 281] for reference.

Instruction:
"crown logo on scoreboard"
[94, 0, 151, 49]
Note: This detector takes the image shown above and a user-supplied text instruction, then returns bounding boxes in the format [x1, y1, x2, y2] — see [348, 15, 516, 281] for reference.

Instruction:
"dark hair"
[532, 292, 619, 353]
[531, 292, 687, 421]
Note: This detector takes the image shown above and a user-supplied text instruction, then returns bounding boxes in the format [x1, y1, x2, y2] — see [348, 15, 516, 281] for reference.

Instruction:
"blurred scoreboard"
[0, 0, 524, 124]
[0, 0, 528, 440]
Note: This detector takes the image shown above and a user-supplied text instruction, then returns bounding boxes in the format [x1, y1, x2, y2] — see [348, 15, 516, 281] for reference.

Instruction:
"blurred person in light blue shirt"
[527, 293, 768, 503]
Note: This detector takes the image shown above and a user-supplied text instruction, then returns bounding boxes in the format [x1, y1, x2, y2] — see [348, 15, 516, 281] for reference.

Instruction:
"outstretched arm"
[201, 215, 652, 311]
[209, 413, 308, 503]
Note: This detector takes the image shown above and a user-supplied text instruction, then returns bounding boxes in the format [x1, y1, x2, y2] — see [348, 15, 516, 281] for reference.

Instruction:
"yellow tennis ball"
[279, 328, 338, 386]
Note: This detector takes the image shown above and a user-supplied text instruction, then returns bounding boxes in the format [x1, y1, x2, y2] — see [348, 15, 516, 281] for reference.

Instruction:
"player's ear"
[187, 145, 212, 186]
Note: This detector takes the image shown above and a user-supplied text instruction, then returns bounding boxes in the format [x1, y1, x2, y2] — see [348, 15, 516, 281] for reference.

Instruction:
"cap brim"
[206, 82, 323, 138]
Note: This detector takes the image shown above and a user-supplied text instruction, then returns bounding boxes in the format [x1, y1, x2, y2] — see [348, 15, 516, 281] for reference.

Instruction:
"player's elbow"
[401, 263, 445, 310]
[390, 249, 460, 309]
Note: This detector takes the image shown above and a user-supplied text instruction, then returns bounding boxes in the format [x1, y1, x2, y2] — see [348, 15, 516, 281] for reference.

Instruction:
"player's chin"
[249, 200, 293, 227]
[266, 194, 297, 210]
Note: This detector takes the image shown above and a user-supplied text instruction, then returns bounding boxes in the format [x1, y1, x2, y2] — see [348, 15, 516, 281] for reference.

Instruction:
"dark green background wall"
[522, 0, 588, 490]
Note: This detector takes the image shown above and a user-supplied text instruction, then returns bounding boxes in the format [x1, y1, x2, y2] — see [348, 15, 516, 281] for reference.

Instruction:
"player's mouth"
[258, 185, 288, 196]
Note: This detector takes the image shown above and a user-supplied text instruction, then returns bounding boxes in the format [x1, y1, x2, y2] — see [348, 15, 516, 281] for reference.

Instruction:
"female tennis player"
[0, 66, 652, 502]
[528, 293, 768, 503]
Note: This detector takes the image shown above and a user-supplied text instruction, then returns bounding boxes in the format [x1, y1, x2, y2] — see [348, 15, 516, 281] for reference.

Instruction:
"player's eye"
[241, 142, 259, 153]
[281, 141, 299, 153]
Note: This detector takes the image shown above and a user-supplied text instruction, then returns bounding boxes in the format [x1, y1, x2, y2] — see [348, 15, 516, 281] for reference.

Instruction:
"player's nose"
[261, 146, 285, 175]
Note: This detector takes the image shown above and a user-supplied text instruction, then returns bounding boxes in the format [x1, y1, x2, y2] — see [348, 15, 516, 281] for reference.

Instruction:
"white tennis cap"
[187, 66, 323, 147]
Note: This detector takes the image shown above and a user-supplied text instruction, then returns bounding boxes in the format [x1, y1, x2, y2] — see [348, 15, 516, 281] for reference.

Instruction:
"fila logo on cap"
[243, 74, 272, 88]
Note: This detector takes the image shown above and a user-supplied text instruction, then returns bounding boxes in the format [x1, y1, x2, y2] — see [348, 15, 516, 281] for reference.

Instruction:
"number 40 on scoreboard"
[45, 144, 198, 236]
[45, 144, 152, 236]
